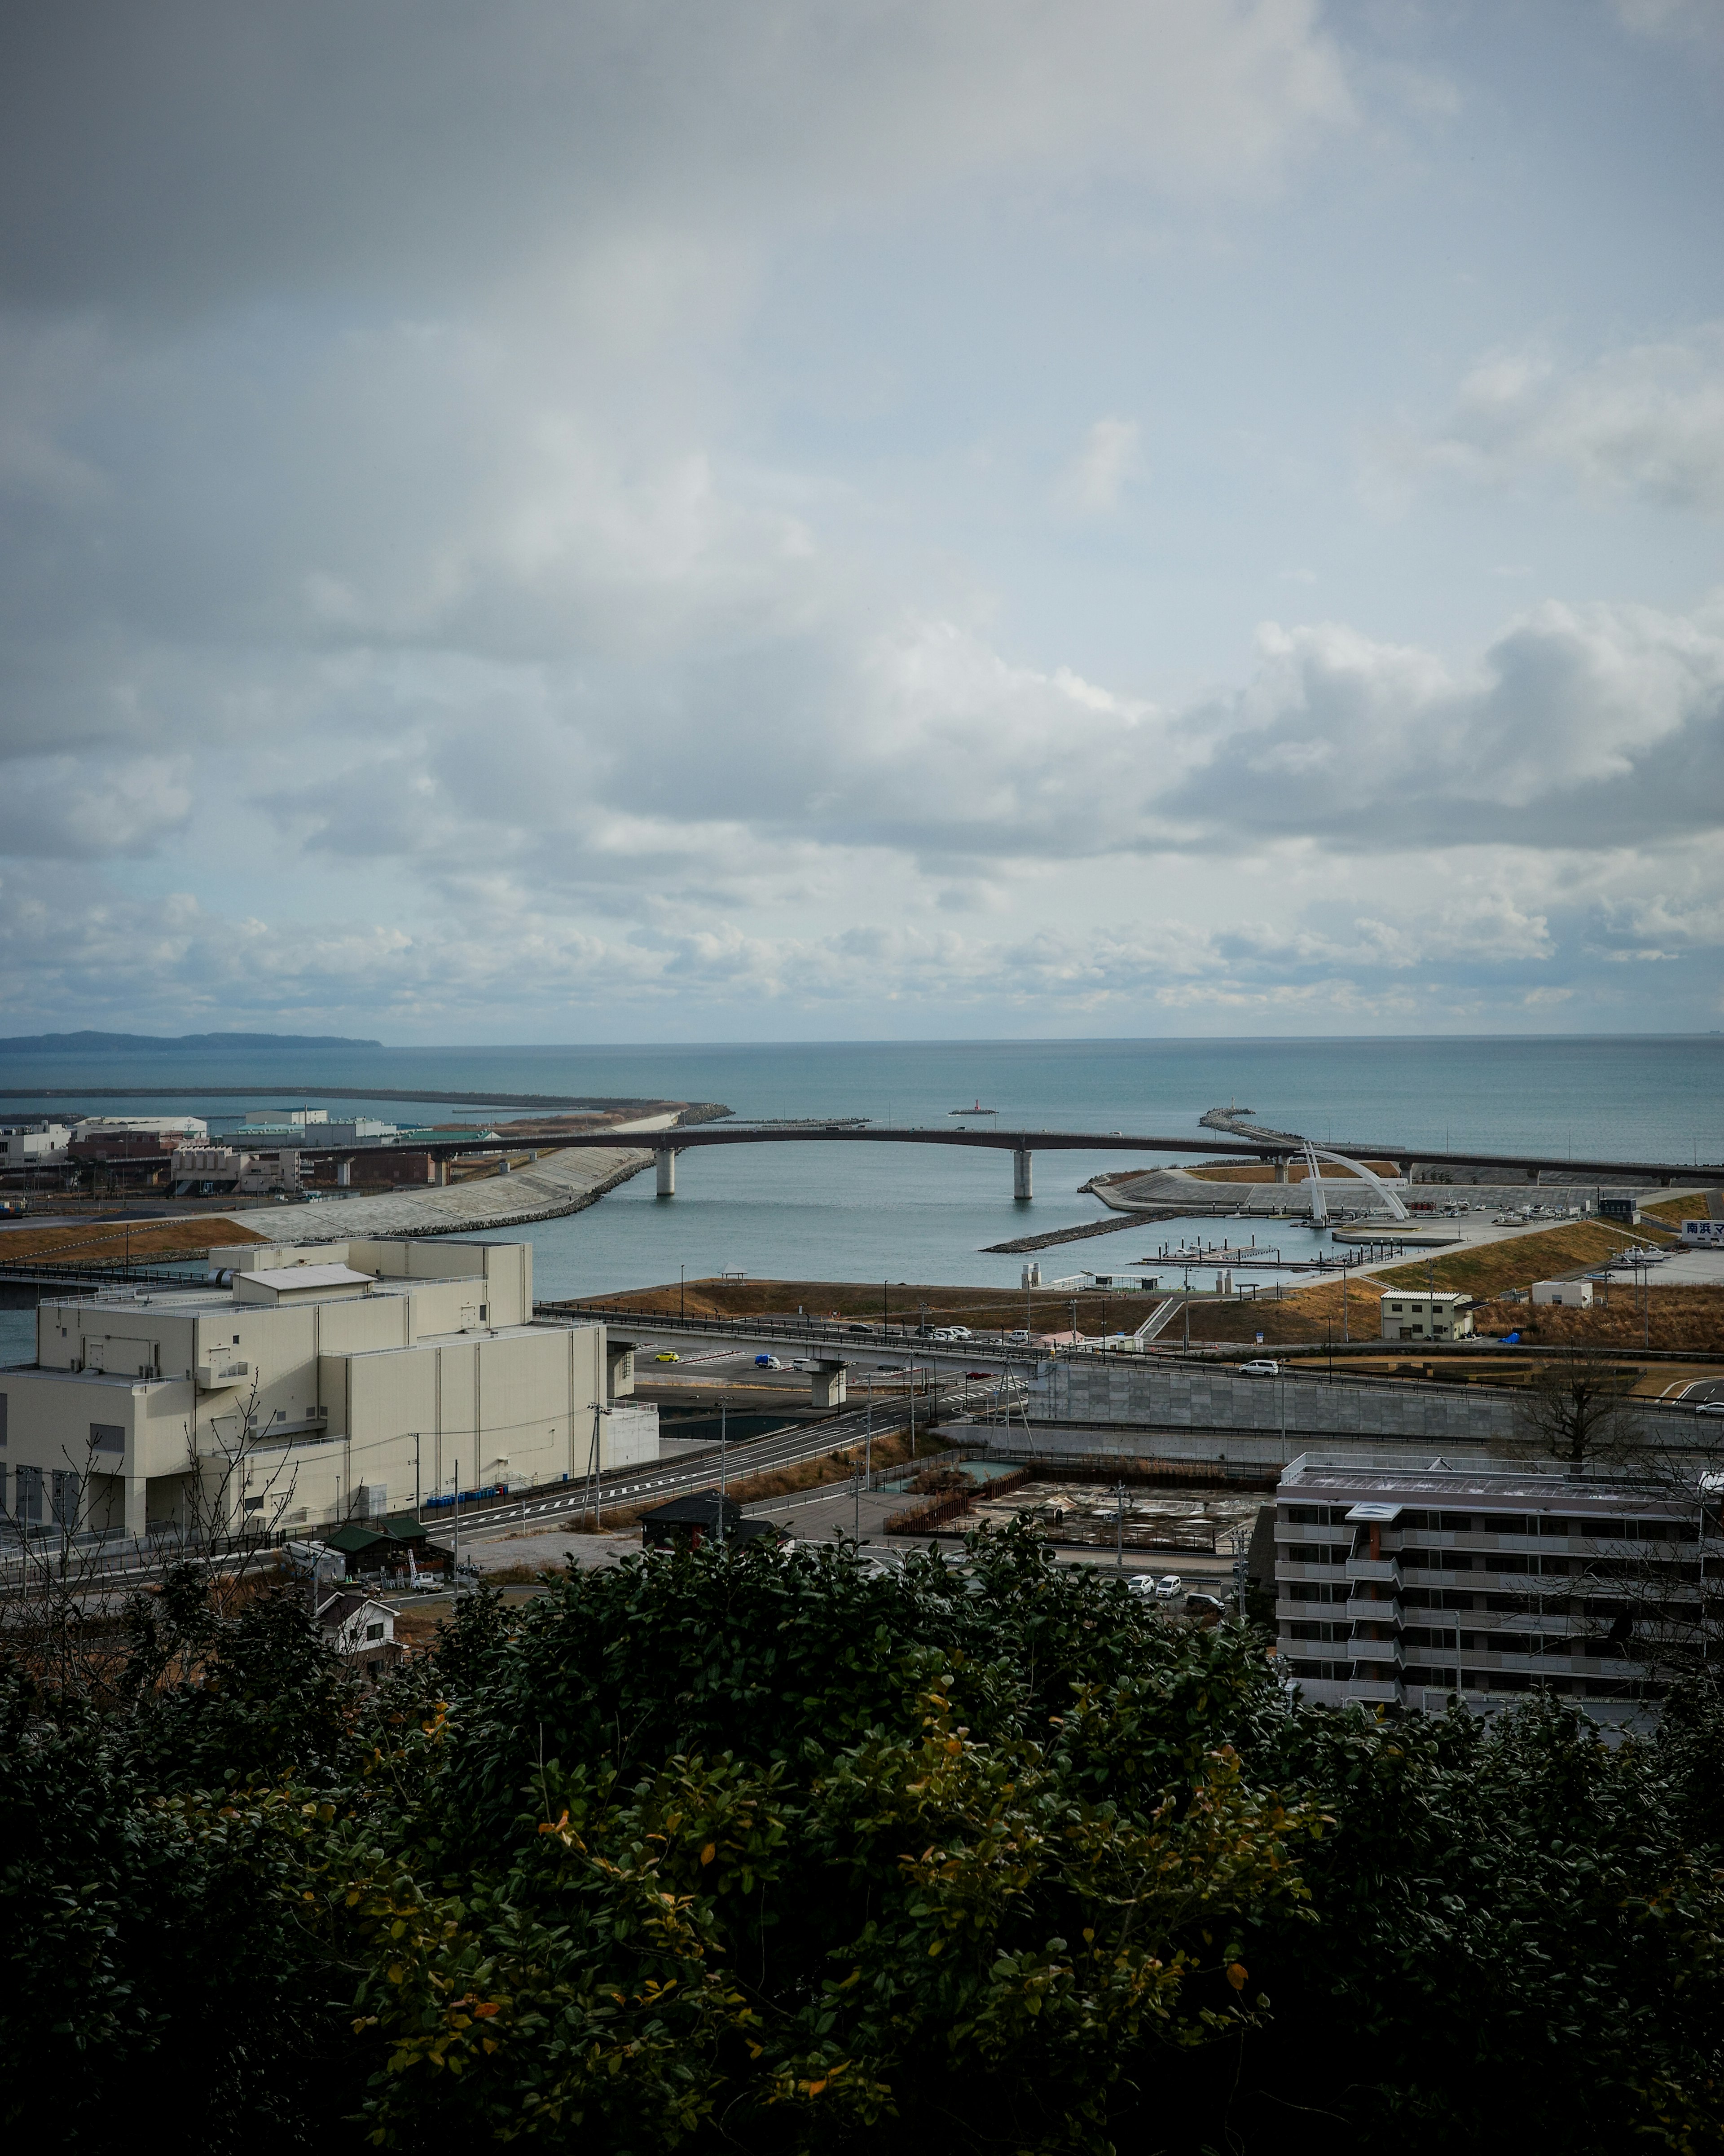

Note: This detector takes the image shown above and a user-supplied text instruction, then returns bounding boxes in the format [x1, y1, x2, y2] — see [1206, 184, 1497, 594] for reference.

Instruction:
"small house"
[639, 1490, 782, 1552]
[316, 1589, 400, 1681]
[1530, 1279, 1593, 1308]
[1377, 1291, 1473, 1343]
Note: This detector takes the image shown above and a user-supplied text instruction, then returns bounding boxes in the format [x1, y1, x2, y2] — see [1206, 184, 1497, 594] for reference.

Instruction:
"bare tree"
[1508, 1354, 1642, 1473]
[0, 1380, 305, 1704]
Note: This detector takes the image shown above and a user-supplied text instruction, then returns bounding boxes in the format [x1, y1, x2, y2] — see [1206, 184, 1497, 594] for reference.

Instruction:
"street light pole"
[587, 1400, 611, 1528]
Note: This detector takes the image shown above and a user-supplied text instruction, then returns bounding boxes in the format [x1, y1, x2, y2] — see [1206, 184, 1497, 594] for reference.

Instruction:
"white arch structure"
[1301, 1141, 1409, 1223]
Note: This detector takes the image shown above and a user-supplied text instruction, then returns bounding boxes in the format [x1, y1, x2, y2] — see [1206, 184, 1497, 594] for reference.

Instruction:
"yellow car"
[653, 1350, 680, 1363]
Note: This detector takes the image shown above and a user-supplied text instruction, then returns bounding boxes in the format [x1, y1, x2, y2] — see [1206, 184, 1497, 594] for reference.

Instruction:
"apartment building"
[1275, 1453, 1710, 1724]
[0, 1235, 654, 1541]
[1378, 1289, 1473, 1342]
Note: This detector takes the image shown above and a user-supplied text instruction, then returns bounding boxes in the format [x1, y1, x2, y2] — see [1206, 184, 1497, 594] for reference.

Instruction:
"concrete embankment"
[1026, 1356, 1708, 1462]
[241, 1114, 681, 1244]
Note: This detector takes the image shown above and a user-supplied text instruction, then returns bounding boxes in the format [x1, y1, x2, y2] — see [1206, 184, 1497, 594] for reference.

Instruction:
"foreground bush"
[4, 1529, 1722, 2152]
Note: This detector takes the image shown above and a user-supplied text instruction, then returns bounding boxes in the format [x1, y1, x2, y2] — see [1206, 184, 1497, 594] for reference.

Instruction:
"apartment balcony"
[1341, 1677, 1405, 1706]
[1345, 1594, 1400, 1626]
[1348, 1633, 1406, 1671]
[1345, 1556, 1401, 1586]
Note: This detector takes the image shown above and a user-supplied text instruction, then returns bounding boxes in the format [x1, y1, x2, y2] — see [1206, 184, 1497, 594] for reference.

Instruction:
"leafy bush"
[3, 1526, 1722, 2153]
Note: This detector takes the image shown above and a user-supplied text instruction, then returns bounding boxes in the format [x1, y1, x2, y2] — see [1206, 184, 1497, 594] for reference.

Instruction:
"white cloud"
[1610, 0, 1724, 53]
[1400, 326, 1724, 512]
[1056, 417, 1143, 515]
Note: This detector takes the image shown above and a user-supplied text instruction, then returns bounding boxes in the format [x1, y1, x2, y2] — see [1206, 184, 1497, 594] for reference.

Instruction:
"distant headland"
[0, 1031, 383, 1053]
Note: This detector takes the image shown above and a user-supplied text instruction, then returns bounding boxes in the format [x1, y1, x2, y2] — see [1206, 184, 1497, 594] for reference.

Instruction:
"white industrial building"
[0, 1236, 652, 1543]
[1530, 1278, 1593, 1308]
[71, 1114, 208, 1139]
[1378, 1289, 1473, 1341]
[1, 1121, 71, 1167]
[1275, 1453, 1707, 1723]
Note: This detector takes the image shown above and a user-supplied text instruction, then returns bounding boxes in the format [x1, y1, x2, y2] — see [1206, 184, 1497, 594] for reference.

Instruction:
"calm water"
[1, 1036, 1719, 1305]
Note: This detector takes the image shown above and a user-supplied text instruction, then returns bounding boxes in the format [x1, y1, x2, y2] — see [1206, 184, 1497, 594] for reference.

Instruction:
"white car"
[1153, 1574, 1184, 1600]
[946, 1325, 973, 1340]
[1695, 1401, 1724, 1415]
[1240, 1359, 1279, 1377]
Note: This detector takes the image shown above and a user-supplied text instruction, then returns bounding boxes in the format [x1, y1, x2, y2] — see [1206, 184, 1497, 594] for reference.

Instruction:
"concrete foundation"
[1013, 1149, 1033, 1201]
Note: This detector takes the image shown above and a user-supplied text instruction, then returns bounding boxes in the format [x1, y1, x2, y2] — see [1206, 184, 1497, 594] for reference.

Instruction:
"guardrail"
[0, 1260, 215, 1290]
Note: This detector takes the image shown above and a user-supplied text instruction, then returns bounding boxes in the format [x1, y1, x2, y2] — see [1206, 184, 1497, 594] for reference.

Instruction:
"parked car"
[1183, 1592, 1226, 1621]
[1153, 1574, 1184, 1600]
[654, 1350, 680, 1364]
[947, 1326, 973, 1340]
[1239, 1359, 1279, 1377]
[754, 1354, 784, 1370]
[1005, 1329, 1031, 1345]
[964, 1370, 994, 1381]
[846, 1324, 873, 1336]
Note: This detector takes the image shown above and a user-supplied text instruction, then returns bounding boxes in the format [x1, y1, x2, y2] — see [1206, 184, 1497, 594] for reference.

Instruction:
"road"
[426, 1373, 1014, 1548]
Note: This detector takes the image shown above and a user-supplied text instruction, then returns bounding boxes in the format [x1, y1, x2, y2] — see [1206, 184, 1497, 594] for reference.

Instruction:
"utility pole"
[679, 1264, 685, 1321]
[452, 1457, 460, 1583]
[1116, 1475, 1125, 1571]
[1342, 1268, 1349, 1344]
[718, 1402, 727, 1546]
[413, 1431, 421, 1512]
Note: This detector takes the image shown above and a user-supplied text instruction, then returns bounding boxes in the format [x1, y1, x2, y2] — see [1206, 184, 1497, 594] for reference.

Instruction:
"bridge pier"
[655, 1149, 675, 1197]
[811, 1358, 848, 1410]
[1013, 1148, 1033, 1201]
[1273, 1158, 1289, 1184]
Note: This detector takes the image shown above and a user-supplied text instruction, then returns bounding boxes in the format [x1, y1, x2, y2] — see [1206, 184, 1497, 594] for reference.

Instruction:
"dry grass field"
[1472, 1285, 1724, 1355]
[1372, 1218, 1677, 1300]
[0, 1215, 266, 1265]
[564, 1276, 1141, 1331]
[1185, 1160, 1396, 1184]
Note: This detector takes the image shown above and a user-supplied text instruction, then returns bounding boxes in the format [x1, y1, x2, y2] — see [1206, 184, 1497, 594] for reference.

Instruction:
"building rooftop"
[1281, 1451, 1691, 1515]
[242, 1263, 375, 1293]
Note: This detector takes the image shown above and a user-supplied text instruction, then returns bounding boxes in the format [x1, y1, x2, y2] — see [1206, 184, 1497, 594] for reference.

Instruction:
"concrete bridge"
[454, 1124, 1722, 1203]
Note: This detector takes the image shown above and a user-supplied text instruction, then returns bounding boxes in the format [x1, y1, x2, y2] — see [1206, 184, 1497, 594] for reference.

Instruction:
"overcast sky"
[2, 0, 1721, 1042]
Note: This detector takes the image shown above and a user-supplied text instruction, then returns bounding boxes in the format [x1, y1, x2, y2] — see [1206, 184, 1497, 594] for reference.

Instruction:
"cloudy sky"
[2, 0, 1721, 1042]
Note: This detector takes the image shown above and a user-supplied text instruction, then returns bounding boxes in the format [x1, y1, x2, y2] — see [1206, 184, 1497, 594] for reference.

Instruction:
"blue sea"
[2, 1037, 1720, 1317]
